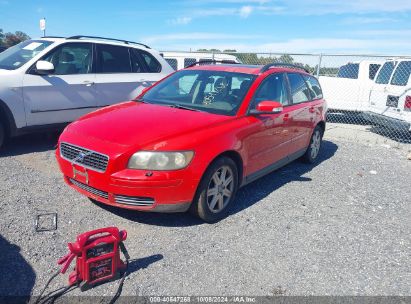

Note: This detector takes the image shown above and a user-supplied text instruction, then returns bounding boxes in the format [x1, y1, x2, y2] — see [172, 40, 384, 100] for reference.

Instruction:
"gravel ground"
[0, 125, 410, 298]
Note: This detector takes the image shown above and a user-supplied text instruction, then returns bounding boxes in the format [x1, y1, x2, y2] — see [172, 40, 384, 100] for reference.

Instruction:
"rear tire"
[190, 157, 238, 223]
[302, 125, 323, 163]
[0, 122, 6, 150]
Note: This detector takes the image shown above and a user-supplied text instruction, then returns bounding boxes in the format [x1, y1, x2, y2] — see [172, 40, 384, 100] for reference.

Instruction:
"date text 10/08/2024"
[149, 296, 257, 303]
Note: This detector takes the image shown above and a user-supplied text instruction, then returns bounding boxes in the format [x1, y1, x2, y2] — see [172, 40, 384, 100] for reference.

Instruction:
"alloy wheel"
[310, 130, 321, 159]
[206, 166, 234, 213]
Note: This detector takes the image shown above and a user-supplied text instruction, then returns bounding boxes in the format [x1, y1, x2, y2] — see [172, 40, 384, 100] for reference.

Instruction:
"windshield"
[0, 40, 54, 70]
[140, 70, 256, 116]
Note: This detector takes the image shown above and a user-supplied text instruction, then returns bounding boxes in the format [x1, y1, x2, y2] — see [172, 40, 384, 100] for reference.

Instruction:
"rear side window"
[337, 64, 359, 79]
[165, 58, 177, 70]
[390, 61, 411, 86]
[375, 61, 396, 84]
[369, 64, 381, 80]
[287, 73, 310, 104]
[130, 49, 161, 73]
[184, 58, 196, 68]
[303, 75, 323, 100]
[139, 50, 161, 72]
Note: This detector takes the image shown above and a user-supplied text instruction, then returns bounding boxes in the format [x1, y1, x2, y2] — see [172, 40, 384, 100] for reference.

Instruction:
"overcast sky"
[1, 0, 411, 55]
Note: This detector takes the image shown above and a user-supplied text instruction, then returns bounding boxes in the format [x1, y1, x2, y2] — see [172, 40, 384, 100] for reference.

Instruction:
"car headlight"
[127, 151, 194, 170]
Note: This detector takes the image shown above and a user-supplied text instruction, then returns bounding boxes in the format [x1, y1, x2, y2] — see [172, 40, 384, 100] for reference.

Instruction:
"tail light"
[405, 96, 411, 112]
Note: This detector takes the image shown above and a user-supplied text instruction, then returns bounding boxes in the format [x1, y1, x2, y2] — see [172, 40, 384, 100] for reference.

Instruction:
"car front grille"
[114, 195, 155, 207]
[60, 142, 109, 172]
[69, 178, 109, 199]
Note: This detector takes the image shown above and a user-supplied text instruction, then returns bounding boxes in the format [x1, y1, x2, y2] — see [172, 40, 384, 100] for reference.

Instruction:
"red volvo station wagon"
[56, 62, 327, 222]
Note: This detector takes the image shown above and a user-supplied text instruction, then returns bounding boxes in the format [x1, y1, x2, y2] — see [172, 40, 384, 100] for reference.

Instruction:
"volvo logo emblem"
[77, 152, 86, 162]
[72, 151, 93, 164]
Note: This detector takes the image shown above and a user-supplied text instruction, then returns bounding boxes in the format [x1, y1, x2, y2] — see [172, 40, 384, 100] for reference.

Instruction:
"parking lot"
[0, 123, 410, 297]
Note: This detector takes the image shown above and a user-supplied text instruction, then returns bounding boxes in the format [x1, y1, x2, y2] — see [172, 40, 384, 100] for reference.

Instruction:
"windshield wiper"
[167, 104, 204, 112]
[133, 98, 149, 103]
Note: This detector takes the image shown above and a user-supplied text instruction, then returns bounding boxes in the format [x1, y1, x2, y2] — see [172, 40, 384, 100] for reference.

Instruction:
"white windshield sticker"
[23, 42, 43, 51]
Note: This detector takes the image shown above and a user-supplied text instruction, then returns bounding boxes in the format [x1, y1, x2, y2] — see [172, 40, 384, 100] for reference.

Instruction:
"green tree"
[278, 54, 294, 64]
[3, 31, 30, 47]
[196, 48, 222, 53]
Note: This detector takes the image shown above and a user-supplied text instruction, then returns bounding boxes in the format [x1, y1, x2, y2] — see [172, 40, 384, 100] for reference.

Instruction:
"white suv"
[0, 35, 174, 148]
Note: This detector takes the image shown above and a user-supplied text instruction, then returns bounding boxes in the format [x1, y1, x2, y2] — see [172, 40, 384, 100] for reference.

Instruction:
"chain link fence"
[162, 51, 411, 148]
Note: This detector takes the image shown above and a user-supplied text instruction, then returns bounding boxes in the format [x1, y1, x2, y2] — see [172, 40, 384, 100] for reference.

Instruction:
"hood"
[0, 69, 12, 75]
[66, 101, 232, 148]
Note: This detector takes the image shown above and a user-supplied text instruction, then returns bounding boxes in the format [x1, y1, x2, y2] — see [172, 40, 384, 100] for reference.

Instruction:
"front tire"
[190, 157, 238, 223]
[302, 125, 323, 163]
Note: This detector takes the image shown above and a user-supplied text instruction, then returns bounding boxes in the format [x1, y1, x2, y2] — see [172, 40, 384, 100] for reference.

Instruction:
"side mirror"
[250, 101, 283, 114]
[35, 61, 55, 75]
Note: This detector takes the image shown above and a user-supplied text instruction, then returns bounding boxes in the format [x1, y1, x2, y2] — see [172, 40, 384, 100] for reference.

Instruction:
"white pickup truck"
[319, 60, 382, 113]
[363, 59, 411, 132]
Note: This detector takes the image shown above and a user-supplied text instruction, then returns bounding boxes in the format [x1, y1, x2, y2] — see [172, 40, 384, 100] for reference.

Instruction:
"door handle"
[83, 81, 94, 87]
[309, 106, 315, 113]
[283, 113, 289, 121]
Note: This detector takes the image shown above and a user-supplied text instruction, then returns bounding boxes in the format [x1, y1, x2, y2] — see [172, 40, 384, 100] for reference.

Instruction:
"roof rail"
[67, 35, 150, 49]
[260, 62, 309, 73]
[185, 59, 240, 68]
[42, 36, 65, 39]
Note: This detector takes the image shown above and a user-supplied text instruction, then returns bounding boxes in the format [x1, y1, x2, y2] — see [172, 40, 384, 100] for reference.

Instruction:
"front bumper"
[362, 111, 411, 131]
[57, 155, 199, 213]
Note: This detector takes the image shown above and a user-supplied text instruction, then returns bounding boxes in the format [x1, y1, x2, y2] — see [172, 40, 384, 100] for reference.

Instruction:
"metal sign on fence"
[40, 18, 46, 37]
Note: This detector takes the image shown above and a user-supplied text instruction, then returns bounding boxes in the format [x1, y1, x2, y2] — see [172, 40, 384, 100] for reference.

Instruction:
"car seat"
[55, 51, 77, 75]
[213, 77, 229, 101]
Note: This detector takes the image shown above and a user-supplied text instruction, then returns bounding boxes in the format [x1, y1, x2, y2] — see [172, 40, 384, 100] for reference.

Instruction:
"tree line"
[0, 29, 30, 48]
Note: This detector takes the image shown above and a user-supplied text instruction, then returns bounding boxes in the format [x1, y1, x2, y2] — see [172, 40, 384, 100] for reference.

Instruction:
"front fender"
[142, 116, 249, 182]
[0, 73, 26, 131]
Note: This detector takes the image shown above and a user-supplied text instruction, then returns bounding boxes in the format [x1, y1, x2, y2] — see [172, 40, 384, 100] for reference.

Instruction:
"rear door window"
[96, 44, 132, 73]
[129, 48, 144, 72]
[287, 73, 310, 104]
[337, 64, 359, 79]
[184, 58, 196, 68]
[369, 64, 381, 80]
[390, 61, 411, 86]
[375, 61, 396, 84]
